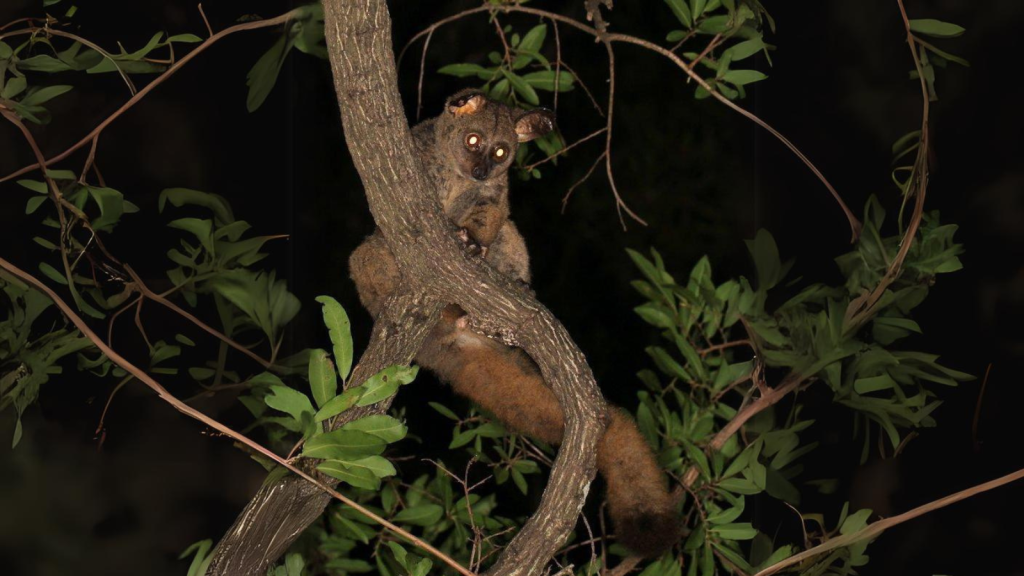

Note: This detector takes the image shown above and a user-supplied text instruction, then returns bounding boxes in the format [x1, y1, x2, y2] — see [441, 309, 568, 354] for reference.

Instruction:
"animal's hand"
[458, 228, 487, 258]
[516, 278, 535, 297]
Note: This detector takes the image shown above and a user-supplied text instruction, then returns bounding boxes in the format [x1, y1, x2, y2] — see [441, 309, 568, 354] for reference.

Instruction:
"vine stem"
[0, 7, 306, 185]
[0, 255, 477, 576]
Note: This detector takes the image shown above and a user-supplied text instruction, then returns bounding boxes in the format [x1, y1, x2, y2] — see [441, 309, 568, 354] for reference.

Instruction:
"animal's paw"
[458, 228, 486, 258]
[516, 279, 536, 297]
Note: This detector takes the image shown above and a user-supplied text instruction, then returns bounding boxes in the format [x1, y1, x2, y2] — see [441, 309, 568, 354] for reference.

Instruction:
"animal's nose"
[471, 165, 488, 180]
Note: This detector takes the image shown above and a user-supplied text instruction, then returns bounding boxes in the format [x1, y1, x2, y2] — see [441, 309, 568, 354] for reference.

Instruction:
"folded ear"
[446, 90, 487, 117]
[515, 109, 556, 143]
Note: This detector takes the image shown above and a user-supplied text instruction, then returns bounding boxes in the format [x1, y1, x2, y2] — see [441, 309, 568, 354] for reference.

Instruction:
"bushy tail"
[598, 409, 681, 557]
[416, 310, 680, 558]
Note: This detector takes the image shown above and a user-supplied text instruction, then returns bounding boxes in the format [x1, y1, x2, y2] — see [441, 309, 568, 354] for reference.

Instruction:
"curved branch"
[208, 2, 608, 575]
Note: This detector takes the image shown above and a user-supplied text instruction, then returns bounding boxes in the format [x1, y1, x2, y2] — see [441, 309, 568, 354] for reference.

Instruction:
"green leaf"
[725, 36, 768, 62]
[665, 0, 693, 27]
[17, 54, 73, 72]
[710, 522, 757, 540]
[356, 365, 418, 406]
[20, 85, 73, 106]
[302, 429, 385, 459]
[853, 374, 896, 394]
[159, 188, 234, 224]
[438, 63, 490, 78]
[634, 303, 675, 329]
[1, 76, 26, 99]
[308, 348, 337, 409]
[521, 70, 574, 92]
[337, 455, 397, 478]
[429, 402, 460, 420]
[11, 417, 23, 449]
[317, 460, 381, 490]
[411, 558, 432, 576]
[168, 218, 214, 253]
[722, 69, 768, 86]
[342, 414, 407, 443]
[264, 384, 314, 422]
[316, 295, 353, 381]
[503, 70, 540, 105]
[247, 34, 293, 113]
[393, 504, 444, 526]
[168, 33, 203, 44]
[840, 508, 872, 535]
[17, 179, 49, 194]
[86, 186, 125, 231]
[25, 195, 48, 215]
[39, 262, 68, 285]
[314, 387, 365, 422]
[518, 24, 547, 54]
[909, 19, 966, 38]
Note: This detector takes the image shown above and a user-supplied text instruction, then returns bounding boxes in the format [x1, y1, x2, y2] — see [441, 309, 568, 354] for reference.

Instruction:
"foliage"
[625, 194, 968, 575]
[662, 0, 775, 100]
[0, 3, 978, 576]
[0, 270, 99, 447]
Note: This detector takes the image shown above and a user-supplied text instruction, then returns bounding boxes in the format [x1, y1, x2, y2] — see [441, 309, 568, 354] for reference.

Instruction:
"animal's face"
[436, 90, 556, 183]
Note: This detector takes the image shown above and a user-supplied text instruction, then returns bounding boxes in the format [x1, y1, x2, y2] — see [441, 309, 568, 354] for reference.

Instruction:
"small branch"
[198, 3, 213, 38]
[0, 26, 138, 95]
[755, 466, 1024, 576]
[524, 127, 606, 172]
[123, 265, 276, 370]
[698, 339, 752, 356]
[972, 363, 992, 452]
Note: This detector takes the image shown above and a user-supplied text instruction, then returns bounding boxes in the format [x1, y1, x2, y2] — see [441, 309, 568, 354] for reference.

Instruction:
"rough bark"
[208, 2, 607, 574]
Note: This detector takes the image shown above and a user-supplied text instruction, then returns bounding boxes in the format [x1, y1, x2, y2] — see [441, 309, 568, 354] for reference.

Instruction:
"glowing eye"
[494, 147, 505, 158]
[465, 134, 480, 148]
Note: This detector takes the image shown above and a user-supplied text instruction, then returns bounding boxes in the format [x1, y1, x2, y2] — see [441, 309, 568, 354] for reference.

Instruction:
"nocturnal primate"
[349, 90, 680, 557]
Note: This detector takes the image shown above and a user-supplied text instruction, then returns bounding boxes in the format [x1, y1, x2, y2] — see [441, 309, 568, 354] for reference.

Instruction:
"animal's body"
[349, 90, 680, 558]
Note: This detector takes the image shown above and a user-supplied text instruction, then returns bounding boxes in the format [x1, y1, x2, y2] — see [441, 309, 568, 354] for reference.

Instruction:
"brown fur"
[349, 91, 680, 557]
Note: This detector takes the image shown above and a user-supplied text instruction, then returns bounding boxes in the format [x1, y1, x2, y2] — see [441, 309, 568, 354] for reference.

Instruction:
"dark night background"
[1, 1, 1021, 574]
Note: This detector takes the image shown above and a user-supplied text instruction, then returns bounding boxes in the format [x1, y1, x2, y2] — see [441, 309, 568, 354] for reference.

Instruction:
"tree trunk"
[207, 2, 607, 574]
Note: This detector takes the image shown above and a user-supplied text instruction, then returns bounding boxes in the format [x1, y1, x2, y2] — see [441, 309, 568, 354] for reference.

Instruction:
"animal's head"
[434, 89, 556, 182]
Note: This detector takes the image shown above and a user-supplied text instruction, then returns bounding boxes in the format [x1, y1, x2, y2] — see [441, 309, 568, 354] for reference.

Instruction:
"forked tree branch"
[208, 1, 608, 574]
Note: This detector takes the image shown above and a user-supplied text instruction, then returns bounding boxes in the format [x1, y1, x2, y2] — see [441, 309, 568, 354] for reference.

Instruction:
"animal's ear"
[446, 90, 487, 117]
[515, 109, 556, 143]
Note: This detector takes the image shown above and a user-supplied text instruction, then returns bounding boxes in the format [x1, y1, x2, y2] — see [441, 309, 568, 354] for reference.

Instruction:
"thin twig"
[198, 3, 214, 38]
[0, 26, 138, 95]
[562, 151, 605, 212]
[1, 8, 304, 185]
[524, 127, 606, 171]
[397, 4, 861, 239]
[416, 27, 435, 122]
[972, 363, 992, 452]
[123, 265, 276, 370]
[755, 466, 1024, 576]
